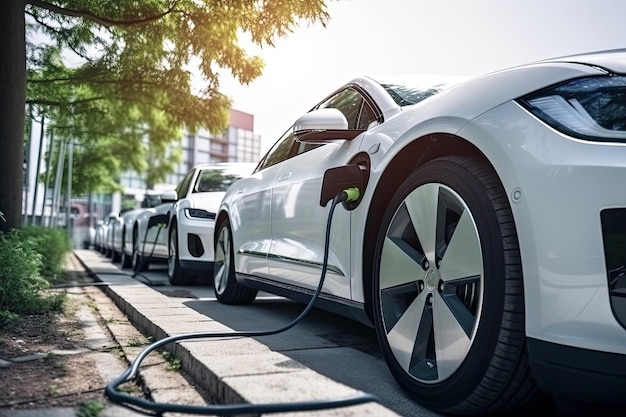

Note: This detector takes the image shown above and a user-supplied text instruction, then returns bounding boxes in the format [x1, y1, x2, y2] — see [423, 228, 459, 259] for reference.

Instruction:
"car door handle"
[236, 188, 245, 194]
[277, 172, 292, 182]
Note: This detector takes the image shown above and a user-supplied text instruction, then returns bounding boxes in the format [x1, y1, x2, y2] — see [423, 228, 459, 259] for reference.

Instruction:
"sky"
[217, 0, 626, 153]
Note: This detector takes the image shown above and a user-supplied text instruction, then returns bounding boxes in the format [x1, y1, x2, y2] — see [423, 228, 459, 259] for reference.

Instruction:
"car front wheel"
[214, 219, 257, 304]
[168, 220, 195, 285]
[372, 155, 542, 415]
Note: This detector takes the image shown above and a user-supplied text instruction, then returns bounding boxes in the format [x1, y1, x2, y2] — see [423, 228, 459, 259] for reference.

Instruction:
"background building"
[121, 109, 261, 198]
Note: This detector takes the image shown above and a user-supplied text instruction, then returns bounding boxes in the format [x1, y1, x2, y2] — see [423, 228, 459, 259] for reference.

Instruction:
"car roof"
[539, 48, 626, 73]
[193, 162, 257, 175]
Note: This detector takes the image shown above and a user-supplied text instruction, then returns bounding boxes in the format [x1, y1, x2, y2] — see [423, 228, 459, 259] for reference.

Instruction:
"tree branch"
[26, 96, 107, 107]
[27, 0, 181, 28]
[28, 76, 163, 88]
[26, 11, 96, 63]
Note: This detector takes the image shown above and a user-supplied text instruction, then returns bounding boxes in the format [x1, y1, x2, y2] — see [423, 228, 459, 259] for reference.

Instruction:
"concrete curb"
[74, 249, 400, 417]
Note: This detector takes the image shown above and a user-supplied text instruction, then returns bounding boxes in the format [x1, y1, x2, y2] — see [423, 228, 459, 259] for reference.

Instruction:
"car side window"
[257, 128, 297, 171]
[317, 87, 379, 129]
[357, 100, 379, 130]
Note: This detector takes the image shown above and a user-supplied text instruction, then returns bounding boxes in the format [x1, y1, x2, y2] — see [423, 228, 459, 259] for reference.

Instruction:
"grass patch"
[77, 399, 105, 417]
[162, 350, 182, 371]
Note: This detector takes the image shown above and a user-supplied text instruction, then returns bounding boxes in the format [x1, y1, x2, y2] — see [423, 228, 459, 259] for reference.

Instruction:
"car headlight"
[184, 208, 216, 220]
[519, 75, 626, 142]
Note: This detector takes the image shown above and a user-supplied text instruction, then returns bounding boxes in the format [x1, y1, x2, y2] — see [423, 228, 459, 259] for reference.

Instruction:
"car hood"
[188, 192, 227, 212]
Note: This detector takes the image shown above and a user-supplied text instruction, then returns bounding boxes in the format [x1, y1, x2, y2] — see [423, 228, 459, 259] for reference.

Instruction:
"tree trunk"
[0, 0, 27, 233]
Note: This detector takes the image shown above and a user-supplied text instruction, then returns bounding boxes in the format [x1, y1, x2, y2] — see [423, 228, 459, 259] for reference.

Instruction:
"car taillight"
[519, 75, 626, 142]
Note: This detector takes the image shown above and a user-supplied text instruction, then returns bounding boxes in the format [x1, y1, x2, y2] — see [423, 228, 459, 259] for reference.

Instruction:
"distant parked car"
[110, 208, 150, 267]
[126, 191, 176, 273]
[106, 213, 124, 261]
[95, 212, 118, 256]
[167, 162, 256, 285]
[92, 220, 104, 252]
[124, 163, 255, 280]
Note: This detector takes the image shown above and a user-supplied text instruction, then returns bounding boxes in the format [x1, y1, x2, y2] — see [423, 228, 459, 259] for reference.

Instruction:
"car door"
[228, 129, 296, 278]
[267, 86, 379, 299]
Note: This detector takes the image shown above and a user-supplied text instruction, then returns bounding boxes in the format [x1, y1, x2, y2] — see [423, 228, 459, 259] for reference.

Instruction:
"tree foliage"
[0, 0, 330, 232]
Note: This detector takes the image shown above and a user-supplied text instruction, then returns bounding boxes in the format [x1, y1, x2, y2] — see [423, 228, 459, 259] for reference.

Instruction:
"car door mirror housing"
[294, 108, 365, 143]
[161, 190, 177, 203]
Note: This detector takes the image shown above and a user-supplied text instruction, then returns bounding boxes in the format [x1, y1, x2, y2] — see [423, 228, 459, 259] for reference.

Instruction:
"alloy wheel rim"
[168, 228, 177, 277]
[214, 226, 230, 294]
[379, 183, 483, 384]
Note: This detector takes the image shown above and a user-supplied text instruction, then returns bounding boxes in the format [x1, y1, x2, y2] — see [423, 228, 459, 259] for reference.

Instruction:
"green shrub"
[0, 230, 66, 323]
[0, 310, 18, 328]
[18, 225, 72, 282]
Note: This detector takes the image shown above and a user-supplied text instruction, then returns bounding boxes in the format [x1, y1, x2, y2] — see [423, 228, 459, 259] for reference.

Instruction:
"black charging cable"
[105, 189, 380, 415]
[131, 214, 168, 285]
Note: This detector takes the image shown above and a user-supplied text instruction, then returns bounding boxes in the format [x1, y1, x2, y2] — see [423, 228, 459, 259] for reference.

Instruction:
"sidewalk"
[71, 249, 401, 417]
[1, 252, 207, 417]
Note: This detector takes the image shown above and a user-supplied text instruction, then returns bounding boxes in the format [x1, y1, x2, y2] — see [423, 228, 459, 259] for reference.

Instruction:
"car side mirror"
[160, 190, 177, 203]
[294, 108, 365, 143]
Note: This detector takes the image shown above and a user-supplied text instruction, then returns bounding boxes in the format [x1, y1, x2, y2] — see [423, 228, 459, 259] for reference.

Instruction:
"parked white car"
[214, 49, 626, 414]
[126, 163, 255, 283]
[110, 207, 151, 267]
[126, 191, 176, 272]
[95, 212, 119, 256]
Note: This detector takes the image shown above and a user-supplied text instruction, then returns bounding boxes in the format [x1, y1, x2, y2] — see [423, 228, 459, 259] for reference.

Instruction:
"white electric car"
[165, 162, 256, 285]
[127, 191, 176, 272]
[110, 207, 148, 266]
[214, 49, 626, 414]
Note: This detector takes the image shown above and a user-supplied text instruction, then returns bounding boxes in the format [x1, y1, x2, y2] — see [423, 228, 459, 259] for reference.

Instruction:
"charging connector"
[332, 187, 361, 206]
[342, 187, 360, 202]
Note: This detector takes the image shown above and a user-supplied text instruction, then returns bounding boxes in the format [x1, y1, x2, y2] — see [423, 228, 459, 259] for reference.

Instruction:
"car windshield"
[375, 75, 469, 107]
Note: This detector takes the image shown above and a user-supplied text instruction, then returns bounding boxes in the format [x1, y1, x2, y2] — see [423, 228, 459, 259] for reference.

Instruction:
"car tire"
[168, 220, 195, 285]
[120, 244, 132, 269]
[372, 155, 542, 415]
[132, 227, 146, 273]
[111, 244, 120, 263]
[214, 219, 257, 304]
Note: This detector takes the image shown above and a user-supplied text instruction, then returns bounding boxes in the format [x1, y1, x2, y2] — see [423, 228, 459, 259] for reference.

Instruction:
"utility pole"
[22, 105, 33, 225]
[66, 139, 73, 245]
[30, 114, 45, 225]
[42, 128, 55, 227]
[51, 139, 66, 229]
